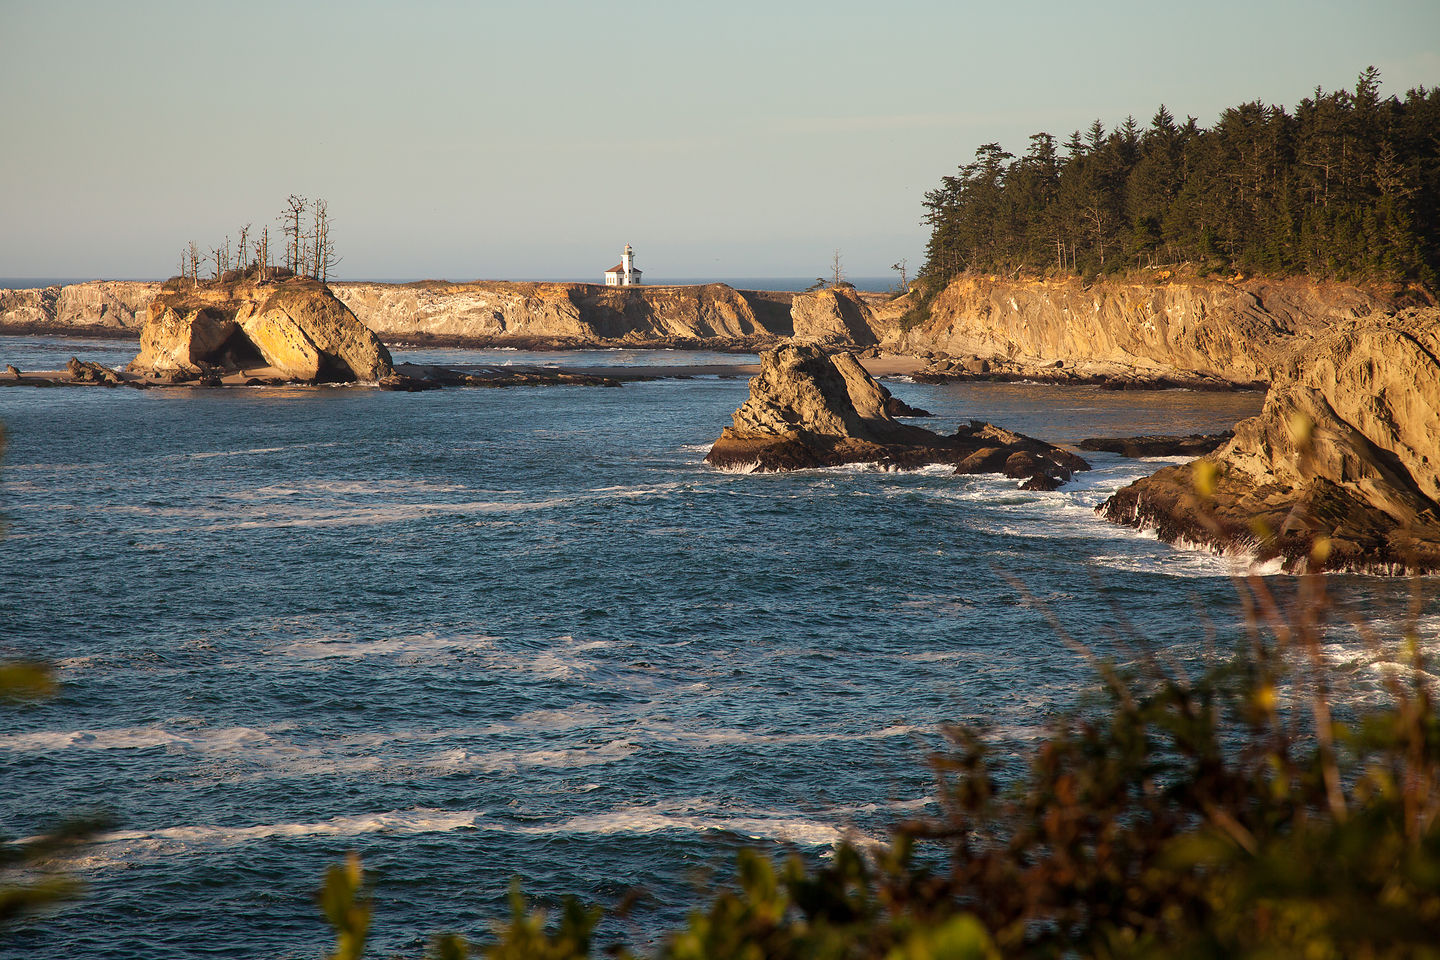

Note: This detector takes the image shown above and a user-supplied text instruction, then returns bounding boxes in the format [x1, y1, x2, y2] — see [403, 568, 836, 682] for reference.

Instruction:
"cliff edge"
[892, 275, 1410, 385]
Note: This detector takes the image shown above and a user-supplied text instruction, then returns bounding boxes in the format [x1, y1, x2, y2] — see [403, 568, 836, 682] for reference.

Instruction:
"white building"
[603, 244, 643, 286]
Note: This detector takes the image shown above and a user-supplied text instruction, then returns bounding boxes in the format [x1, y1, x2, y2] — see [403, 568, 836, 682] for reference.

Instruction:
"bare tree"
[237, 224, 250, 275]
[282, 195, 307, 274]
[891, 258, 909, 291]
[830, 249, 845, 286]
[257, 226, 270, 282]
[210, 246, 223, 280]
[188, 241, 200, 282]
[311, 199, 340, 282]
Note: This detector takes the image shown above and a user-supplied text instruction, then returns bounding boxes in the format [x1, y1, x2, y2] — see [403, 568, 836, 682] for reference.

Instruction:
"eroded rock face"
[705, 344, 1087, 489]
[129, 278, 393, 382]
[1100, 308, 1440, 572]
[790, 287, 897, 346]
[892, 275, 1405, 385]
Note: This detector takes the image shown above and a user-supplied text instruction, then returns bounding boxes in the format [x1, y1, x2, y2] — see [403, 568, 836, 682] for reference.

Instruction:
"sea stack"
[1100, 307, 1440, 573]
[129, 274, 394, 383]
[705, 343, 1087, 490]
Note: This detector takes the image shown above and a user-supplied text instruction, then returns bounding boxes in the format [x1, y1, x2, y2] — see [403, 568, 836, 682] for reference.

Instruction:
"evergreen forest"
[920, 69, 1440, 287]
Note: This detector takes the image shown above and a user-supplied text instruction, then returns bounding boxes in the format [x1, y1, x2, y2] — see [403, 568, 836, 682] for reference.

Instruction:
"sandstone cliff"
[706, 343, 1087, 489]
[788, 286, 898, 346]
[892, 275, 1407, 384]
[329, 281, 795, 344]
[0, 281, 159, 333]
[130, 278, 393, 382]
[1100, 307, 1440, 573]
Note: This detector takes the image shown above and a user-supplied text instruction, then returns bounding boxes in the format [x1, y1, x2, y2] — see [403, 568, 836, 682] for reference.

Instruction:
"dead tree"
[312, 199, 340, 282]
[257, 226, 270, 282]
[188, 241, 201, 282]
[282, 195, 307, 274]
[237, 224, 250, 275]
[831, 249, 845, 286]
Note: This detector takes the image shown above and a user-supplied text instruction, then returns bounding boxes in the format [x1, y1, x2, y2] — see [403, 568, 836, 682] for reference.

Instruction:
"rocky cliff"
[891, 275, 1409, 384]
[329, 281, 797, 345]
[0, 281, 159, 334]
[130, 277, 393, 382]
[1100, 307, 1440, 573]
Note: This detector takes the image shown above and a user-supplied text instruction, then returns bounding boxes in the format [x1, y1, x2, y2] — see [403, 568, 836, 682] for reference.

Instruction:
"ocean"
[0, 337, 1429, 957]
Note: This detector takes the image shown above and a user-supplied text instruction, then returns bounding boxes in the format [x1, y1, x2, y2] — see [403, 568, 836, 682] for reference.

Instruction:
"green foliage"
[920, 69, 1440, 287]
[318, 563, 1440, 957]
[319, 853, 372, 960]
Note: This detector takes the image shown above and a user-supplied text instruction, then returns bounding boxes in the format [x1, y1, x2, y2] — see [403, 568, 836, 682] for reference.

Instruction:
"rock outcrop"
[789, 287, 896, 346]
[890, 275, 1408, 386]
[705, 344, 1087, 489]
[1100, 308, 1440, 573]
[129, 277, 393, 382]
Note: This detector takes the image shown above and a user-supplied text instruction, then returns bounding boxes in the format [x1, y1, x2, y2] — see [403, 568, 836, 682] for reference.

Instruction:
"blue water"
[0, 336, 1428, 957]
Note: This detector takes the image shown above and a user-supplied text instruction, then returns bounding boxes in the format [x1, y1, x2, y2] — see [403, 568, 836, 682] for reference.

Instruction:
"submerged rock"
[130, 277, 393, 383]
[1100, 308, 1440, 573]
[705, 344, 1087, 489]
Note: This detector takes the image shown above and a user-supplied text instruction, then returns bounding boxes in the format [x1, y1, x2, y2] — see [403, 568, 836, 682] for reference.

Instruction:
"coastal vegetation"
[919, 69, 1440, 288]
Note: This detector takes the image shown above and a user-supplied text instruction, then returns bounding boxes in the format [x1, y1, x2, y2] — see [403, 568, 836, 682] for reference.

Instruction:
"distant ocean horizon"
[0, 276, 901, 293]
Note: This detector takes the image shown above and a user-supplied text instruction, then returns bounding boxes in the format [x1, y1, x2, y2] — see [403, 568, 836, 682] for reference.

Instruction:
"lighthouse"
[603, 244, 643, 286]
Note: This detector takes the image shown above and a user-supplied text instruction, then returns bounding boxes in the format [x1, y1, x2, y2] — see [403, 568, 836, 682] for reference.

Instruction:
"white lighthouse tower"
[604, 244, 643, 286]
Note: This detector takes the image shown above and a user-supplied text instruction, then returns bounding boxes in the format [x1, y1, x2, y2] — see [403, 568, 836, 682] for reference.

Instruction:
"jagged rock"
[129, 277, 393, 382]
[66, 357, 122, 384]
[1078, 433, 1233, 458]
[1100, 308, 1440, 573]
[705, 344, 1088, 487]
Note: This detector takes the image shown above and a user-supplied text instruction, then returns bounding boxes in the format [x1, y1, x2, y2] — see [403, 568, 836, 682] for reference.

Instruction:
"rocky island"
[706, 343, 1088, 490]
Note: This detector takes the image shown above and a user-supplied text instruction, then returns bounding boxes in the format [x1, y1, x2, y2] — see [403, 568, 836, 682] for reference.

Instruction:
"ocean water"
[0, 337, 1431, 957]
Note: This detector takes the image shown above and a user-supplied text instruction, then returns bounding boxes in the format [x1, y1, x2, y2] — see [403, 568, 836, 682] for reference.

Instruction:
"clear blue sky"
[2, 0, 1437, 282]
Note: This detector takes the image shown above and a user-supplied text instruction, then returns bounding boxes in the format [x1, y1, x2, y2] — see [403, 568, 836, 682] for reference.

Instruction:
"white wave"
[417, 739, 638, 774]
[648, 722, 927, 748]
[263, 632, 497, 662]
[94, 808, 480, 848]
[513, 801, 876, 848]
[183, 443, 342, 461]
[0, 724, 277, 753]
[712, 460, 761, 474]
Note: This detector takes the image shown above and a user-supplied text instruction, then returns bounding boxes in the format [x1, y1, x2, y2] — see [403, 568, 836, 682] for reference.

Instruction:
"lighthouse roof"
[606, 264, 642, 274]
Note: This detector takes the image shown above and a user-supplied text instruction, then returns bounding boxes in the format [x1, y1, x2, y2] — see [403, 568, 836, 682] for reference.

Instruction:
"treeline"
[176, 195, 339, 285]
[921, 68, 1440, 287]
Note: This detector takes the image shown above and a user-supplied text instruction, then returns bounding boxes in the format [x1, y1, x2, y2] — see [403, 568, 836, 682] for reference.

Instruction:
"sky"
[2, 0, 1438, 282]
